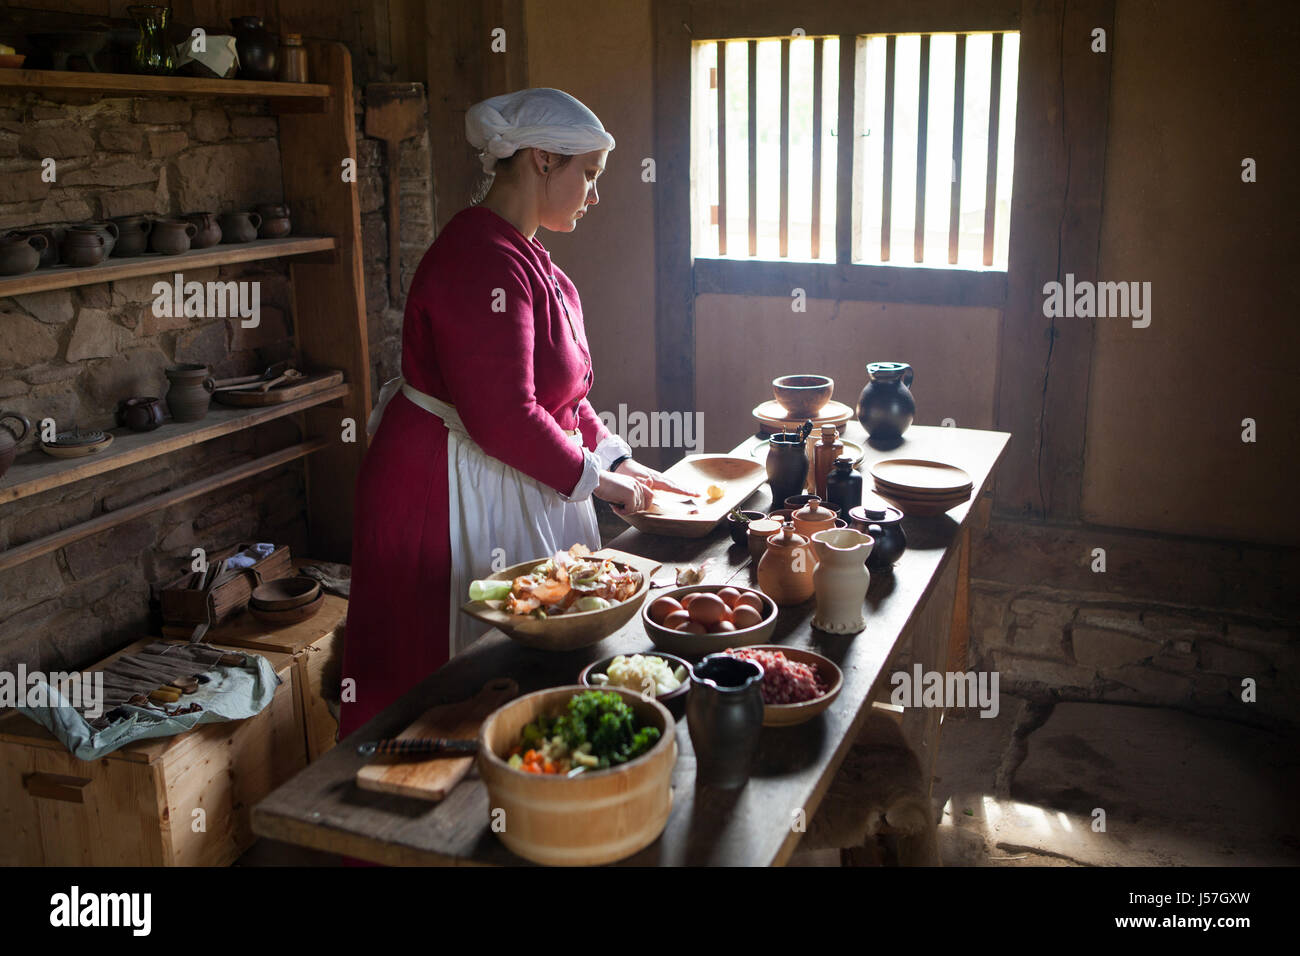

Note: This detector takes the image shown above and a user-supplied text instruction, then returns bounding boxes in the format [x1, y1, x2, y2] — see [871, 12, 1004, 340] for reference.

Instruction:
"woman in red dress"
[340, 89, 692, 739]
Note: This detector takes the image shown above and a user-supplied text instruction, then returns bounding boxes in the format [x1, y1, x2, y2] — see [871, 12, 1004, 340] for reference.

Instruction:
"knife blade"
[356, 738, 480, 758]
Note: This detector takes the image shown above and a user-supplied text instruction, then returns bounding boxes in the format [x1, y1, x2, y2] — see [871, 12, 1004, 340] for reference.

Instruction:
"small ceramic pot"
[181, 211, 222, 248]
[857, 361, 915, 442]
[757, 522, 817, 606]
[254, 203, 291, 238]
[117, 396, 166, 432]
[811, 528, 873, 634]
[10, 227, 60, 268]
[0, 232, 47, 276]
[792, 496, 837, 539]
[746, 517, 782, 562]
[109, 214, 153, 257]
[164, 364, 215, 422]
[231, 16, 278, 81]
[79, 221, 120, 258]
[728, 509, 766, 547]
[687, 654, 765, 788]
[772, 374, 833, 419]
[219, 211, 262, 243]
[150, 218, 197, 255]
[0, 411, 32, 479]
[825, 457, 863, 515]
[60, 227, 108, 267]
[848, 499, 907, 572]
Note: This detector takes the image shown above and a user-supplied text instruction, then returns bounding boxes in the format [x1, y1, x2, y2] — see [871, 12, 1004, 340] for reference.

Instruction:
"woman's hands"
[614, 458, 701, 498]
[594, 469, 653, 515]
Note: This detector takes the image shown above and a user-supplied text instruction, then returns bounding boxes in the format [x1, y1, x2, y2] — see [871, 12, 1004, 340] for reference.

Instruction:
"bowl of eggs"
[641, 585, 778, 658]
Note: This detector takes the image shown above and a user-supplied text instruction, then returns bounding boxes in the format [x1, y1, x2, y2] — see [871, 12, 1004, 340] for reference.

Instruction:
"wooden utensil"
[355, 678, 518, 801]
[364, 82, 426, 300]
[212, 369, 344, 407]
[211, 361, 293, 392]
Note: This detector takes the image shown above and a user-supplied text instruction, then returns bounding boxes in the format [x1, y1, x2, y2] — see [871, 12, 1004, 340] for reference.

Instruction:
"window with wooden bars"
[690, 31, 1020, 271]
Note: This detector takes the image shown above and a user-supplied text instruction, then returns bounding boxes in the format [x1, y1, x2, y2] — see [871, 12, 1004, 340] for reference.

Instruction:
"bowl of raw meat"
[721, 645, 842, 726]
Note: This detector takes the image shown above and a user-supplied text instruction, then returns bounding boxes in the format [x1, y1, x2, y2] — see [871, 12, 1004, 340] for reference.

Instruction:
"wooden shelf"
[0, 236, 336, 296]
[0, 383, 348, 505]
[0, 68, 331, 100]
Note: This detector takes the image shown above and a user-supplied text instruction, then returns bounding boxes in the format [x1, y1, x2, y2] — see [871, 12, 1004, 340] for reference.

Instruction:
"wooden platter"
[870, 459, 972, 493]
[39, 433, 113, 458]
[620, 455, 767, 537]
[355, 678, 519, 801]
[213, 369, 344, 407]
[753, 399, 854, 436]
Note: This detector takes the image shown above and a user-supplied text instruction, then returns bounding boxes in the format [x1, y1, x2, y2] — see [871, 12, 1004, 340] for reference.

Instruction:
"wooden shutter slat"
[949, 33, 966, 264]
[717, 40, 728, 256]
[748, 39, 758, 257]
[812, 37, 824, 259]
[914, 34, 930, 263]
[983, 32, 1003, 267]
[780, 38, 790, 258]
[880, 34, 896, 262]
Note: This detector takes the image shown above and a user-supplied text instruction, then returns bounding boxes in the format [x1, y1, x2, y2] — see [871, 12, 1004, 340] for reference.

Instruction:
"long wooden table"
[252, 424, 1008, 865]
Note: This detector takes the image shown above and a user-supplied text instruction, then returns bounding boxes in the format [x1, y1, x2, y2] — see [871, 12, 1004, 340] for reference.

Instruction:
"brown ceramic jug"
[0, 233, 46, 276]
[117, 396, 166, 432]
[10, 227, 59, 267]
[219, 211, 262, 243]
[165, 364, 215, 422]
[80, 221, 120, 258]
[0, 411, 32, 479]
[60, 227, 108, 267]
[151, 219, 198, 255]
[109, 214, 153, 257]
[182, 211, 222, 248]
[254, 203, 291, 238]
[756, 521, 817, 606]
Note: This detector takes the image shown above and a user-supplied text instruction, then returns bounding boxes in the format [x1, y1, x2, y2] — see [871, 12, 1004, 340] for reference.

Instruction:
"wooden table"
[252, 424, 1008, 865]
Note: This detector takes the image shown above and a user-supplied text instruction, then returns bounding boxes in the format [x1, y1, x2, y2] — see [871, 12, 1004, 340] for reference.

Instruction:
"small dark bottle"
[825, 457, 862, 515]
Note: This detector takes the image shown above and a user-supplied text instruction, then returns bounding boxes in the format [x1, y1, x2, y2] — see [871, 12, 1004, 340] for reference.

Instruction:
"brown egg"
[734, 592, 765, 614]
[679, 620, 708, 634]
[716, 587, 741, 608]
[663, 609, 692, 630]
[707, 619, 736, 634]
[731, 605, 764, 630]
[680, 592, 702, 609]
[648, 596, 684, 624]
[688, 593, 728, 626]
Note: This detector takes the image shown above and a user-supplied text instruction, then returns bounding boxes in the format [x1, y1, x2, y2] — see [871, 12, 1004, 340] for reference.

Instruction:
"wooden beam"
[949, 33, 966, 264]
[748, 40, 758, 257]
[994, 0, 1114, 520]
[811, 37, 824, 259]
[779, 38, 790, 258]
[915, 33, 931, 263]
[983, 31, 1004, 266]
[717, 40, 728, 256]
[880, 34, 896, 262]
[687, 0, 1020, 39]
[835, 34, 856, 265]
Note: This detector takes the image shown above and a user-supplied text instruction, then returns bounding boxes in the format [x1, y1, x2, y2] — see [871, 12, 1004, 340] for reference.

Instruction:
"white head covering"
[465, 88, 615, 175]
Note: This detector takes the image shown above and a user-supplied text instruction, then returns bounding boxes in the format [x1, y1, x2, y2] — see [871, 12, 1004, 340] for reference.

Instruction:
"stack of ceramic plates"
[869, 459, 973, 516]
[39, 429, 114, 458]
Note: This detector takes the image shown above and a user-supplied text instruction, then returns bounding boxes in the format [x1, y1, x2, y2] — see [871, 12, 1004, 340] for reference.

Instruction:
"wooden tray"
[619, 455, 767, 537]
[160, 544, 293, 626]
[39, 434, 113, 458]
[212, 370, 344, 407]
[355, 678, 519, 801]
[753, 399, 854, 436]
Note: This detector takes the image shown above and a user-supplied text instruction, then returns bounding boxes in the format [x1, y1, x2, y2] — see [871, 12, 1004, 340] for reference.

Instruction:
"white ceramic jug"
[810, 528, 874, 634]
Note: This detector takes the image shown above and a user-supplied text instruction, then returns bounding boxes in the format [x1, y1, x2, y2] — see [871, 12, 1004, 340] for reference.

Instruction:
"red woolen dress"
[339, 206, 627, 740]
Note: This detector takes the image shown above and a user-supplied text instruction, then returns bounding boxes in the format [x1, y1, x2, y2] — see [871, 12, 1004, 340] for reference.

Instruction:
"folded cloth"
[224, 542, 275, 570]
[298, 561, 351, 598]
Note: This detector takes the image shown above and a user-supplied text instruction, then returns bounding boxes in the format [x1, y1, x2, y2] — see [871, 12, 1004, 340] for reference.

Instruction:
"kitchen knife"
[356, 738, 480, 758]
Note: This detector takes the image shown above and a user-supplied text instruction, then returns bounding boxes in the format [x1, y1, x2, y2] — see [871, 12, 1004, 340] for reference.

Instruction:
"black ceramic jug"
[857, 361, 915, 441]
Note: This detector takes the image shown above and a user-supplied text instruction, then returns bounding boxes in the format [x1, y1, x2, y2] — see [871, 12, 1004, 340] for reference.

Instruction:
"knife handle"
[357, 738, 477, 756]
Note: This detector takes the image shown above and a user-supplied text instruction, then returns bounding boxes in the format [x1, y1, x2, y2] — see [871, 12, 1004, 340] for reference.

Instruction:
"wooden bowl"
[641, 584, 777, 658]
[873, 485, 971, 517]
[249, 590, 324, 626]
[459, 550, 658, 651]
[772, 374, 833, 418]
[728, 645, 843, 726]
[250, 576, 321, 611]
[477, 685, 676, 866]
[0, 54, 27, 69]
[578, 651, 691, 718]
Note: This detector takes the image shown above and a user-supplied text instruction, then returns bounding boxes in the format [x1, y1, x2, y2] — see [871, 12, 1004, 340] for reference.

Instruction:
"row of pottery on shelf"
[766, 363, 917, 443]
[756, 521, 874, 634]
[0, 207, 292, 274]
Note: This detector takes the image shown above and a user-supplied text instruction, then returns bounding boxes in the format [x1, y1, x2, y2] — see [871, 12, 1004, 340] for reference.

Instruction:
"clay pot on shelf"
[10, 227, 60, 268]
[109, 214, 153, 257]
[231, 16, 278, 81]
[117, 396, 166, 432]
[0, 411, 33, 479]
[0, 232, 47, 276]
[219, 211, 262, 243]
[150, 218, 197, 255]
[848, 499, 907, 573]
[254, 203, 291, 238]
[80, 221, 120, 258]
[278, 32, 308, 82]
[811, 528, 874, 635]
[756, 521, 817, 607]
[825, 457, 862, 515]
[165, 364, 215, 422]
[60, 227, 109, 267]
[687, 654, 765, 789]
[772, 374, 833, 419]
[766, 429, 810, 506]
[856, 361, 915, 442]
[182, 211, 222, 248]
[792, 496, 837, 539]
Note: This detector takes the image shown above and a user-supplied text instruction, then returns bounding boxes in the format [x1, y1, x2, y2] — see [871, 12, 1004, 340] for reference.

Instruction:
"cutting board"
[212, 370, 344, 407]
[354, 677, 519, 800]
[619, 455, 767, 538]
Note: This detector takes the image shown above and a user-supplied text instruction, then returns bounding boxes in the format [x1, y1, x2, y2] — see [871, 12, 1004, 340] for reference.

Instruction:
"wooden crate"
[0, 638, 305, 866]
[194, 574, 346, 762]
[160, 544, 293, 627]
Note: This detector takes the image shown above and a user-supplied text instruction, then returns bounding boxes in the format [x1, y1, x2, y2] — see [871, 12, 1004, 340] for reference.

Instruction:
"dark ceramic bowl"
[727, 509, 766, 546]
[772, 374, 833, 419]
[579, 651, 691, 718]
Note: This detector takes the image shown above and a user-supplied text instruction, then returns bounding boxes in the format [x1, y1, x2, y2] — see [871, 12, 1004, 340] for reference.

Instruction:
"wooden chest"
[0, 639, 305, 866]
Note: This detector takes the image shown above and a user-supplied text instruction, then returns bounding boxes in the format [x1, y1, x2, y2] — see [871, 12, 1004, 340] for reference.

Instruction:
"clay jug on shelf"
[811, 528, 874, 634]
[756, 521, 816, 606]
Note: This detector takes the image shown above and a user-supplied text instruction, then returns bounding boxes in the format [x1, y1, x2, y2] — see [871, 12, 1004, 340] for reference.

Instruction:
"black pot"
[231, 16, 277, 80]
[727, 510, 766, 547]
[856, 361, 915, 442]
[766, 431, 808, 507]
[848, 498, 907, 572]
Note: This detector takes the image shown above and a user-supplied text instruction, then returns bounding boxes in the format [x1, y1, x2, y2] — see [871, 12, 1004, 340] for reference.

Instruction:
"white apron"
[369, 377, 603, 657]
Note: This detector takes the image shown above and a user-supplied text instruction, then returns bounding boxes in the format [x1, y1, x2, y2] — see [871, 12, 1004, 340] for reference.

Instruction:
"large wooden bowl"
[477, 685, 677, 866]
[459, 548, 660, 651]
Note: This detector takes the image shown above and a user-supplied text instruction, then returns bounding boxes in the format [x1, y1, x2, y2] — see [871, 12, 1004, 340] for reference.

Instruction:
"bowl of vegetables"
[578, 651, 691, 717]
[477, 686, 677, 866]
[461, 545, 660, 651]
[641, 584, 778, 658]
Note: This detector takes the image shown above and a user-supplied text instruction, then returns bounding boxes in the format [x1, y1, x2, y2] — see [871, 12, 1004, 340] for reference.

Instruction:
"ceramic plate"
[870, 458, 972, 493]
[753, 399, 854, 431]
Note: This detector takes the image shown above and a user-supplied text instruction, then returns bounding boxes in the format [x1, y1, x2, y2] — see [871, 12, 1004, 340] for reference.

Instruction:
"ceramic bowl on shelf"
[0, 54, 27, 69]
[772, 374, 833, 419]
[250, 576, 321, 612]
[578, 651, 691, 718]
[249, 590, 324, 625]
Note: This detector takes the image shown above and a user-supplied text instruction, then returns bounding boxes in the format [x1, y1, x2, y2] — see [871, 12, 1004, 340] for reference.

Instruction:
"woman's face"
[537, 148, 607, 233]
